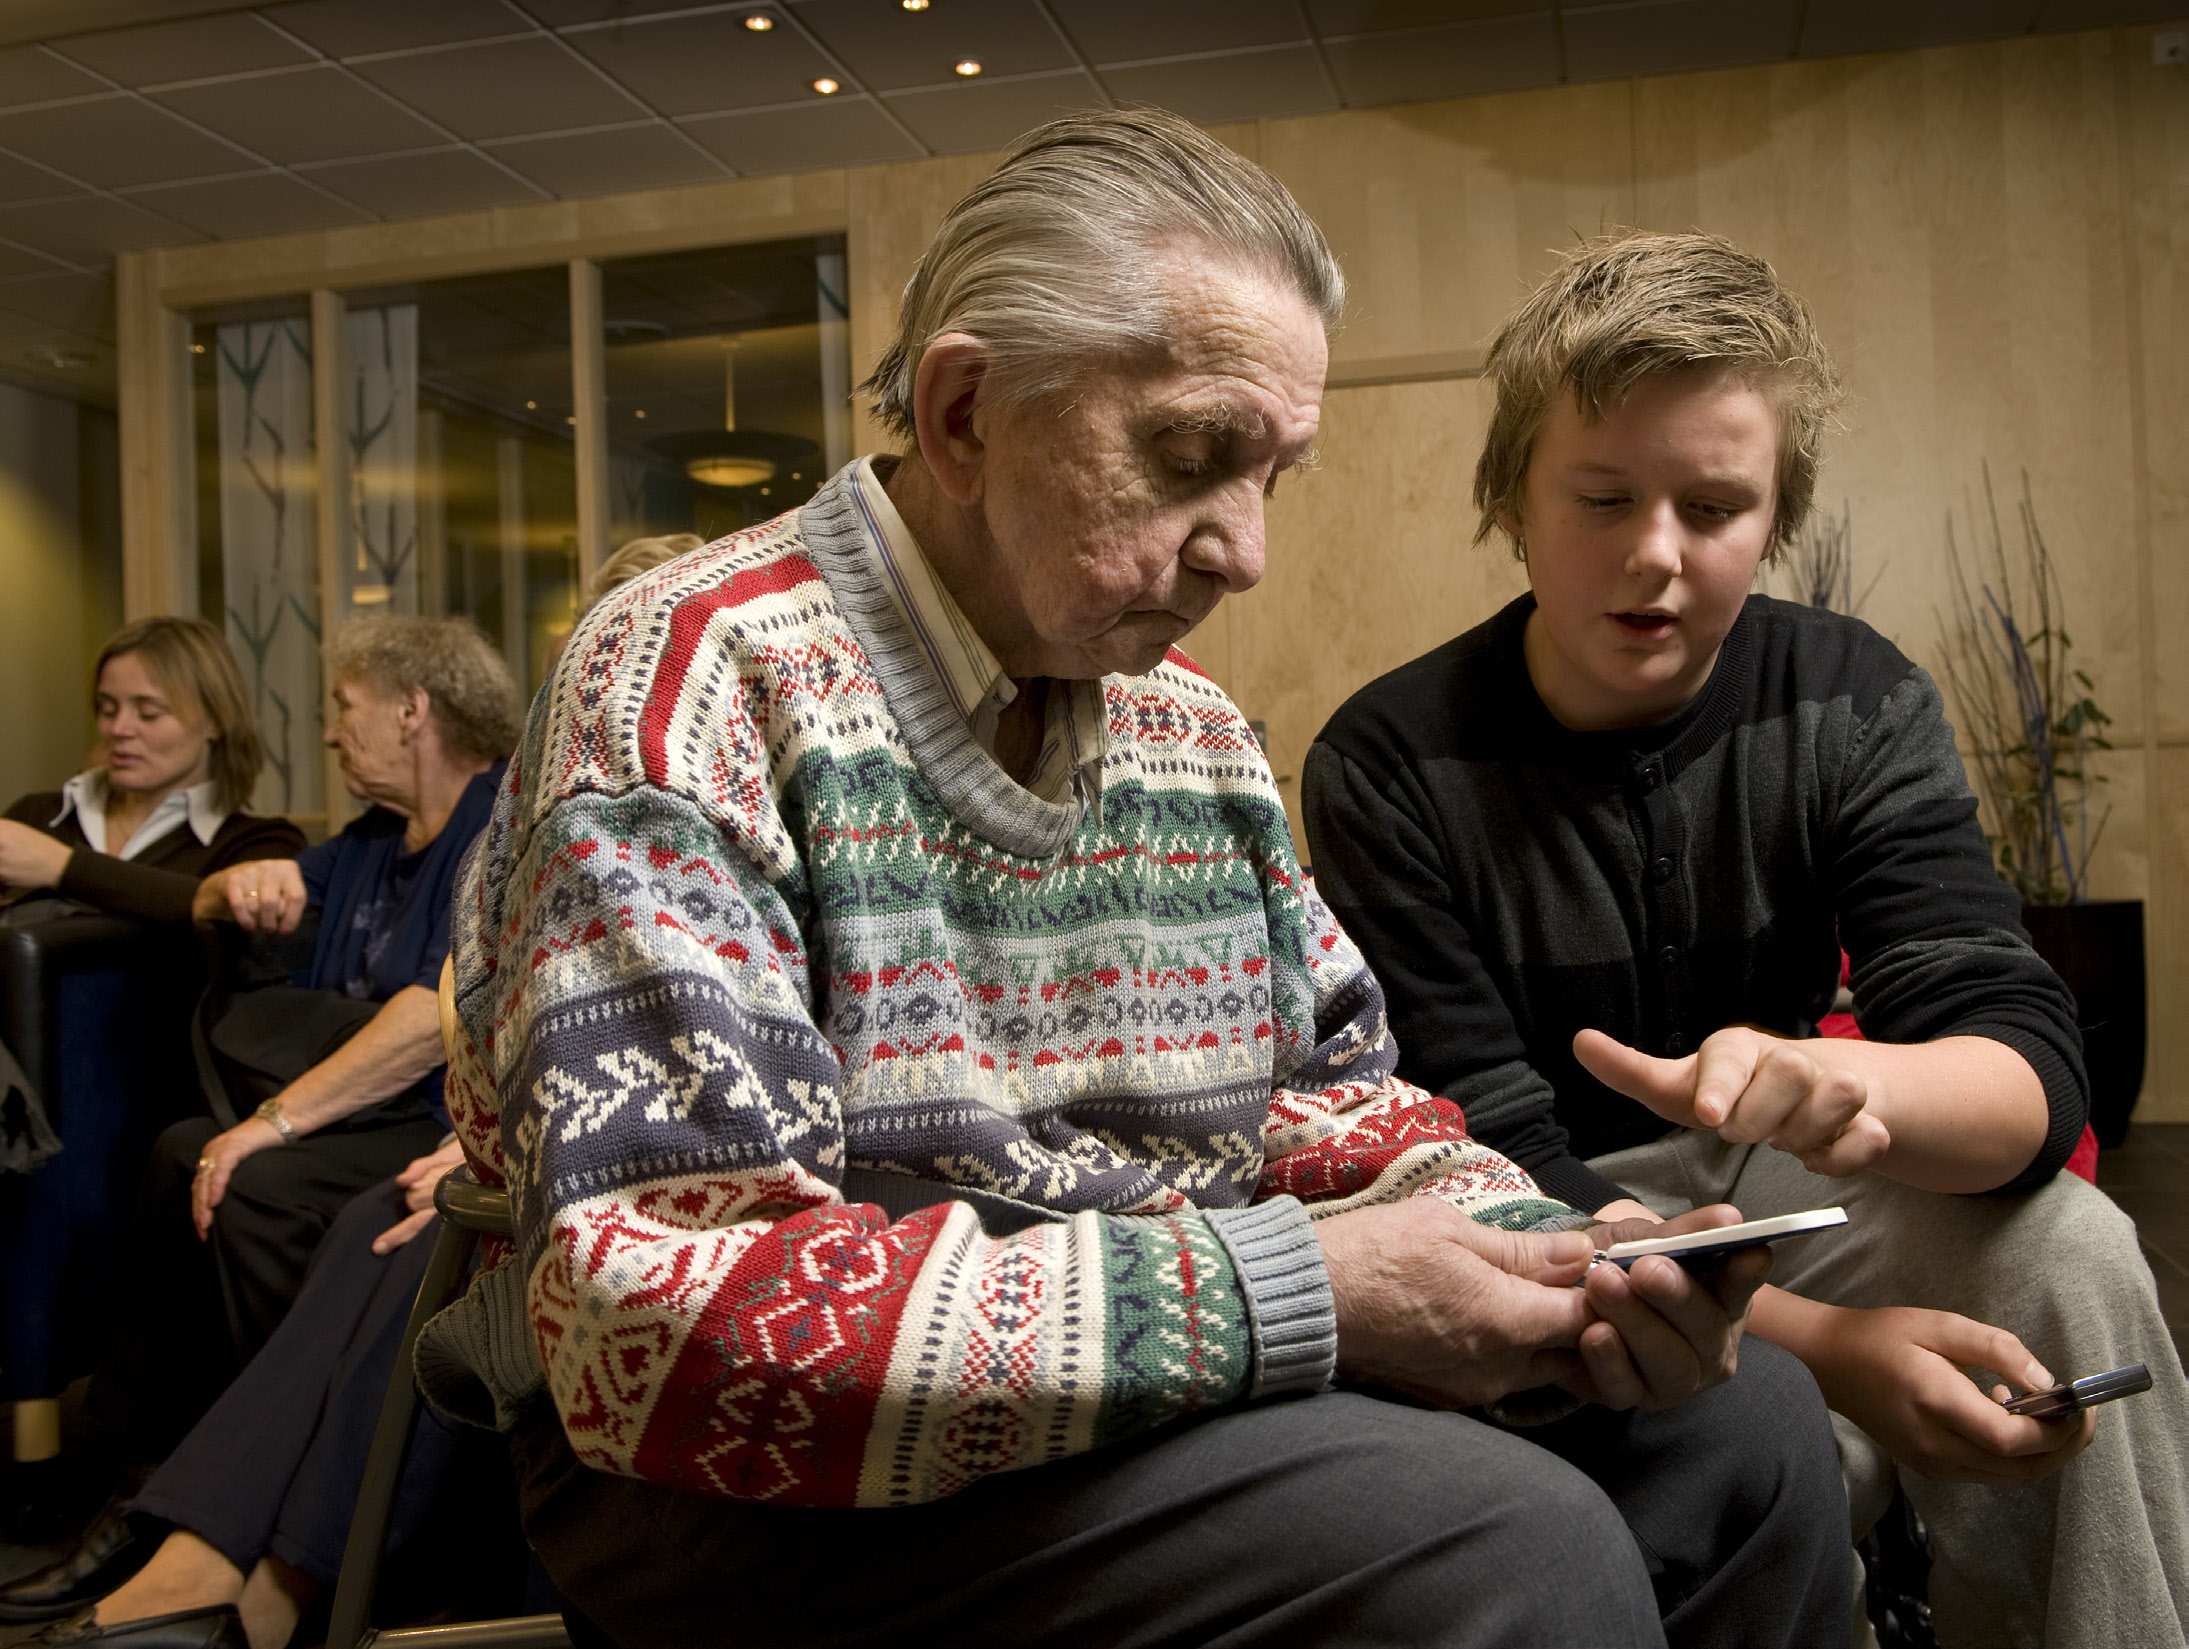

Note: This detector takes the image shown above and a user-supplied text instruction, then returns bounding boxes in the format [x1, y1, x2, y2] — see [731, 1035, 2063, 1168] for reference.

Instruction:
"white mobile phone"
[1599, 1207, 1849, 1269]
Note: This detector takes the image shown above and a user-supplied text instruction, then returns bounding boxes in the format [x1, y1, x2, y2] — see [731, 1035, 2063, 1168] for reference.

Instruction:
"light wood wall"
[124, 22, 2188, 1117]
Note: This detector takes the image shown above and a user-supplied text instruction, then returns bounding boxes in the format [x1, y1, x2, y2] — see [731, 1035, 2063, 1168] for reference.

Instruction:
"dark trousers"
[516, 1336, 1851, 1649]
[83, 1105, 446, 1465]
[132, 1179, 466, 1588]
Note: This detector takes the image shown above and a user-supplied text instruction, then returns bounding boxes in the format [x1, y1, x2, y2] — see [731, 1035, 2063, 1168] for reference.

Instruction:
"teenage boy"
[1304, 231, 2189, 1649]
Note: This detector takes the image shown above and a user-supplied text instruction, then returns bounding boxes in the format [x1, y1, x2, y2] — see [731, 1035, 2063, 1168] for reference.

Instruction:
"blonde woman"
[0, 618, 302, 919]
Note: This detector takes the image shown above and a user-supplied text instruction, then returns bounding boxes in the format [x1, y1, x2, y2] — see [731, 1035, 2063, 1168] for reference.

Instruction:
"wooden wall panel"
[1207, 377, 1527, 851]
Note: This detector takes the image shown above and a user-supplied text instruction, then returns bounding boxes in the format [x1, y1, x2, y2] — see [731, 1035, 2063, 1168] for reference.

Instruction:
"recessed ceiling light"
[742, 11, 773, 29]
[634, 409, 647, 418]
[812, 76, 840, 94]
[902, 0, 929, 9]
[955, 59, 981, 76]
[191, 342, 206, 354]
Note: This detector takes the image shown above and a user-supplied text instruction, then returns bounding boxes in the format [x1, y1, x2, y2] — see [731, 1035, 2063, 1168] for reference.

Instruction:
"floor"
[2093, 1122, 2189, 1359]
[1, 1128, 2182, 1647]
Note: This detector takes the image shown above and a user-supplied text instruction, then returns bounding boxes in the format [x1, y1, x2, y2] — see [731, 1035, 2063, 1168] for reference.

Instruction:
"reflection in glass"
[602, 237, 850, 552]
[356, 267, 579, 696]
[196, 311, 323, 819]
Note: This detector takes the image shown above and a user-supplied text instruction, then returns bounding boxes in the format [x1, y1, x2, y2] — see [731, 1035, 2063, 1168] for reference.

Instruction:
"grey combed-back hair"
[862, 107, 1344, 438]
[325, 615, 521, 764]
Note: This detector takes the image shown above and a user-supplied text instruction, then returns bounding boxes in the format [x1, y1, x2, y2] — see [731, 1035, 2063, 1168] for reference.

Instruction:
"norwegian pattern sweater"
[441, 466, 1571, 1510]
[1303, 593, 2088, 1217]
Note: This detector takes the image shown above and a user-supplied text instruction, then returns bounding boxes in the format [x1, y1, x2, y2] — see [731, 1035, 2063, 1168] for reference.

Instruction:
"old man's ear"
[910, 333, 992, 505]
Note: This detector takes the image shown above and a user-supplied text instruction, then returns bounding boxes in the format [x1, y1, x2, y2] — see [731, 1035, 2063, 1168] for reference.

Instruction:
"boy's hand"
[1575, 1026, 1891, 1176]
[1803, 1303, 2096, 1483]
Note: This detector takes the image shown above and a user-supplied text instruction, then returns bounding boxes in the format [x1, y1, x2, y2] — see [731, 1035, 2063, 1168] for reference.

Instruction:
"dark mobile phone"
[2002, 1364, 2152, 1420]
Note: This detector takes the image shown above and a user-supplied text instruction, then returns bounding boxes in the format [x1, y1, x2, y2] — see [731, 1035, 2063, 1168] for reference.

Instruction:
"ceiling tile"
[0, 46, 109, 109]
[563, 13, 837, 119]
[0, 239, 68, 279]
[0, 271, 114, 338]
[1047, 0, 1306, 63]
[153, 64, 450, 165]
[299, 148, 548, 217]
[1101, 46, 1338, 125]
[1565, 0, 1798, 81]
[1322, 13, 1561, 104]
[485, 123, 730, 196]
[349, 37, 648, 141]
[122, 171, 374, 238]
[796, 0, 1076, 93]
[510, 0, 702, 23]
[1799, 0, 2047, 57]
[259, 0, 531, 58]
[56, 13, 313, 88]
[1306, 1, 1553, 31]
[0, 151, 77, 206]
[680, 98, 923, 175]
[882, 70, 1105, 153]
[0, 96, 258, 188]
[0, 194, 200, 263]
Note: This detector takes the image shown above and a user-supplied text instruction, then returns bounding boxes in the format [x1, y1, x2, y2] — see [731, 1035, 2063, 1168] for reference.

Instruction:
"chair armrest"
[434, 1166, 513, 1238]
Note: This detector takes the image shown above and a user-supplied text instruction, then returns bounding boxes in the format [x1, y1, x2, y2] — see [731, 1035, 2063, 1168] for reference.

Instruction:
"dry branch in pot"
[1934, 466, 2111, 906]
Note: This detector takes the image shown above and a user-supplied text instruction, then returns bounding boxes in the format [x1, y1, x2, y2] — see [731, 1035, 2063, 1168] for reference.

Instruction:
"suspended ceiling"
[0, 0, 2178, 402]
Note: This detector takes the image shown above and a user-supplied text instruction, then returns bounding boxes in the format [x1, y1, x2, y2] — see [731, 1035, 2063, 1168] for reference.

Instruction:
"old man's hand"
[1561, 1204, 1772, 1411]
[1318, 1199, 1598, 1409]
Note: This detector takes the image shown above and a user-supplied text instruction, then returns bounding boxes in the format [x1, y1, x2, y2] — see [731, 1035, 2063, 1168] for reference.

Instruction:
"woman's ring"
[195, 1158, 212, 1173]
[248, 889, 260, 900]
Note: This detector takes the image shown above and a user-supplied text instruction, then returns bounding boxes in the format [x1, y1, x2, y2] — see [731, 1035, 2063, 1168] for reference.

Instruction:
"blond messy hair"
[1472, 231, 1843, 561]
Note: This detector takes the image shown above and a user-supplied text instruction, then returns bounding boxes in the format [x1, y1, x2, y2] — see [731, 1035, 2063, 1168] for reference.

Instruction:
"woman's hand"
[194, 859, 308, 933]
[0, 820, 72, 891]
[190, 1111, 290, 1237]
[372, 1138, 469, 1255]
[1803, 1302, 2096, 1483]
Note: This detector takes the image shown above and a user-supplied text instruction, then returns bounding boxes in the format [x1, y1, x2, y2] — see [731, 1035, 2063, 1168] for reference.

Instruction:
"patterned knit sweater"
[439, 466, 1572, 1510]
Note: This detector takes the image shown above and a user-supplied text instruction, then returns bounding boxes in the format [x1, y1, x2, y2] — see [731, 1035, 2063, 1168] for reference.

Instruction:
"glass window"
[600, 237, 850, 549]
[354, 267, 580, 697]
[194, 305, 323, 820]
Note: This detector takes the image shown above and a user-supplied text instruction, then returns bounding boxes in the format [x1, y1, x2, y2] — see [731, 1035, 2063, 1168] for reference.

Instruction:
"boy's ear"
[1496, 507, 1524, 544]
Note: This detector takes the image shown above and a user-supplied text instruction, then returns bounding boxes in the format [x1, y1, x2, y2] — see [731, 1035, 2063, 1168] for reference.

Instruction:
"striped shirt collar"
[846, 456, 1109, 813]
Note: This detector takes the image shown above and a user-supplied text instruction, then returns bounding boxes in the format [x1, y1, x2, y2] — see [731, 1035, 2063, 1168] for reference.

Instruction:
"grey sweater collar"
[796, 464, 1087, 860]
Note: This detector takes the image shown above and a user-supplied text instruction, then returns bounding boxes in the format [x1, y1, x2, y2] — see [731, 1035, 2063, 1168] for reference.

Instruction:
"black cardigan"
[1304, 593, 2087, 1215]
[5, 791, 306, 925]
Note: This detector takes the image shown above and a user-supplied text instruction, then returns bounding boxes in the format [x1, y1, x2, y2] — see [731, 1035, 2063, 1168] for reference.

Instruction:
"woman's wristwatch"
[254, 1096, 297, 1144]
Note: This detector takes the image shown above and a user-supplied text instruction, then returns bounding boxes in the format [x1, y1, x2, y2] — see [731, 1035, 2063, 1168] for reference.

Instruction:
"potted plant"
[1935, 467, 2143, 1146]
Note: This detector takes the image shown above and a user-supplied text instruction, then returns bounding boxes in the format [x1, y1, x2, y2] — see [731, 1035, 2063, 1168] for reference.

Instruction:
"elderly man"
[435, 111, 1848, 1649]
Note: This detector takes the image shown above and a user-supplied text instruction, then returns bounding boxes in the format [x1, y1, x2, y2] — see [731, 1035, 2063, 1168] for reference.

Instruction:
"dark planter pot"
[2021, 899, 2147, 1150]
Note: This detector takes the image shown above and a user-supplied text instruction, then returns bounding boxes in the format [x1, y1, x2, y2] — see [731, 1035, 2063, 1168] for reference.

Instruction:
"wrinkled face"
[96, 651, 214, 797]
[1506, 366, 1781, 730]
[970, 261, 1327, 680]
[324, 675, 414, 805]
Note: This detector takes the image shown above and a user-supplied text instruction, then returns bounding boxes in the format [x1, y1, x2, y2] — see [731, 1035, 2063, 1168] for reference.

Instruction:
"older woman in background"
[0, 617, 520, 1630]
[0, 616, 301, 919]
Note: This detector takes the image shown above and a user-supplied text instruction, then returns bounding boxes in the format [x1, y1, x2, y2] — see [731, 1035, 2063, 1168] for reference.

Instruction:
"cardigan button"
[1666, 1031, 1688, 1056]
[1652, 855, 1675, 881]
[1658, 944, 1679, 967]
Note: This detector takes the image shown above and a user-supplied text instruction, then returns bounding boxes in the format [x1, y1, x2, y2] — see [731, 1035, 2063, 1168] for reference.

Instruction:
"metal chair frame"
[324, 1171, 570, 1649]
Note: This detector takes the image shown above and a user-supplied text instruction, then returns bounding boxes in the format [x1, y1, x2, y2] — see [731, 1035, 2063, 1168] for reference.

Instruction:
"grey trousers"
[516, 1340, 1852, 1649]
[1592, 1129, 2189, 1649]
